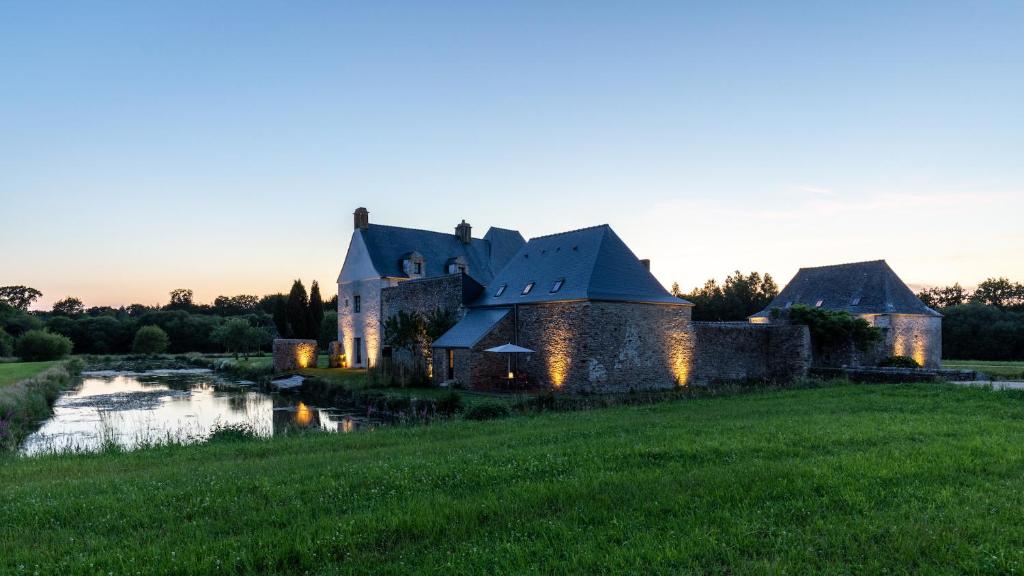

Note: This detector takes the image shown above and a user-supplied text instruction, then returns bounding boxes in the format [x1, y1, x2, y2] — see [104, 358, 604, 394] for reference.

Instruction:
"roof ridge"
[528, 223, 610, 241]
[365, 223, 488, 243]
[798, 259, 886, 271]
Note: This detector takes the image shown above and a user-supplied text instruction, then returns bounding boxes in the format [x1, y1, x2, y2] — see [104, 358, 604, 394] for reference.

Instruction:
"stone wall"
[887, 314, 942, 369]
[691, 323, 810, 385]
[515, 301, 694, 393]
[380, 273, 472, 320]
[381, 273, 481, 377]
[273, 339, 319, 372]
[433, 302, 812, 392]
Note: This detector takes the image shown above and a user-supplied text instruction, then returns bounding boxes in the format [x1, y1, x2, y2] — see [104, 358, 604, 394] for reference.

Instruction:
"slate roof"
[472, 225, 690, 307]
[358, 224, 524, 285]
[750, 260, 941, 318]
[432, 307, 512, 348]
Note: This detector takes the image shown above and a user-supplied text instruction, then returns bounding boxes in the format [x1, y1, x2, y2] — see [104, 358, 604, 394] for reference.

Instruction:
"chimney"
[639, 259, 651, 270]
[455, 219, 472, 244]
[354, 207, 369, 230]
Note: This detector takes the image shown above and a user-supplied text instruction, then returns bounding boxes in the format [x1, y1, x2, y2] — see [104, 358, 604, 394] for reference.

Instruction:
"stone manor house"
[337, 208, 941, 391]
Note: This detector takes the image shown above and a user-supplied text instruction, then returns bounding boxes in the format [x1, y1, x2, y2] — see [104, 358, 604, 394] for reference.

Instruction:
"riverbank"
[0, 359, 83, 450]
[4, 382, 1024, 573]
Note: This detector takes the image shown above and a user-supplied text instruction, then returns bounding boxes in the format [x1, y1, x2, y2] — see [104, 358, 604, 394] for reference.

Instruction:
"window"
[522, 282, 535, 295]
[354, 337, 363, 365]
[850, 297, 861, 305]
[550, 279, 564, 293]
[815, 299, 824, 308]
[494, 284, 507, 297]
[414, 262, 422, 275]
[447, 349, 455, 380]
[353, 295, 361, 313]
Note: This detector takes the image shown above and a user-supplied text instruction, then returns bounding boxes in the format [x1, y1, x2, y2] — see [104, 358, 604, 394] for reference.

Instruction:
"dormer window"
[522, 282, 535, 295]
[494, 284, 507, 297]
[446, 256, 467, 275]
[402, 251, 425, 278]
[550, 279, 564, 293]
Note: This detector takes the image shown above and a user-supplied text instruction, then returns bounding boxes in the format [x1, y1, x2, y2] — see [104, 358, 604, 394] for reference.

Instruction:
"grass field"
[0, 360, 60, 388]
[4, 382, 1024, 574]
[944, 359, 1024, 380]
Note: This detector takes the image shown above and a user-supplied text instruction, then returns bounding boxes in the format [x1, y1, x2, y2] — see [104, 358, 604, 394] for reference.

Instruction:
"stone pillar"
[273, 339, 319, 372]
[328, 341, 345, 368]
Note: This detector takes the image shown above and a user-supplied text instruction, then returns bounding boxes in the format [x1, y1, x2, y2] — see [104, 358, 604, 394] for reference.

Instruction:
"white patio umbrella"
[484, 343, 534, 379]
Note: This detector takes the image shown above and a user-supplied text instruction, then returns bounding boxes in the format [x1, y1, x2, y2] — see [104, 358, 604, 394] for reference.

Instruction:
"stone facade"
[434, 301, 698, 392]
[691, 323, 811, 385]
[338, 277, 396, 368]
[380, 273, 476, 321]
[432, 307, 815, 391]
[380, 273, 482, 373]
[273, 339, 318, 372]
[880, 314, 942, 369]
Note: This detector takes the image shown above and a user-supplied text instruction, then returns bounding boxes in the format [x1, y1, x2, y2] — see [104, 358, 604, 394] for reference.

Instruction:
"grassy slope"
[0, 361, 59, 388]
[944, 359, 1024, 380]
[4, 383, 1024, 574]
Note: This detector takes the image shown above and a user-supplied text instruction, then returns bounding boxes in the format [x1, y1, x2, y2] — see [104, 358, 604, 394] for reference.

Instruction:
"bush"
[788, 305, 881, 351]
[436, 391, 464, 416]
[879, 356, 921, 368]
[133, 325, 169, 355]
[464, 403, 511, 421]
[14, 330, 73, 361]
[207, 422, 259, 443]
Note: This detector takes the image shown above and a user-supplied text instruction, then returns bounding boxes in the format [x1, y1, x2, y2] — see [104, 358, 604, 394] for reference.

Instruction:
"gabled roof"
[472, 225, 690, 307]
[432, 307, 512, 348]
[750, 260, 941, 318]
[357, 224, 524, 285]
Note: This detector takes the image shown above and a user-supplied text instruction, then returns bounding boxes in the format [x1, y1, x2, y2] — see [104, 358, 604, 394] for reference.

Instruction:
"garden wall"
[691, 322, 810, 385]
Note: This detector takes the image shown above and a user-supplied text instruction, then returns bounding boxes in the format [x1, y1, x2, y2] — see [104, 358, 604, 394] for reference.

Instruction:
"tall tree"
[0, 286, 42, 311]
[286, 280, 310, 338]
[682, 271, 779, 321]
[51, 296, 84, 317]
[971, 278, 1024, 309]
[308, 281, 325, 341]
[167, 288, 194, 310]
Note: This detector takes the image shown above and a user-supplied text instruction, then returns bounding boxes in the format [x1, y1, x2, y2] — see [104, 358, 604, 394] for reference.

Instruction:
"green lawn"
[944, 359, 1024, 380]
[5, 383, 1024, 573]
[0, 360, 60, 387]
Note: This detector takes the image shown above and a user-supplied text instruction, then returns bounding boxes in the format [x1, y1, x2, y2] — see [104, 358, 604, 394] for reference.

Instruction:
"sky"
[2, 1, 1022, 310]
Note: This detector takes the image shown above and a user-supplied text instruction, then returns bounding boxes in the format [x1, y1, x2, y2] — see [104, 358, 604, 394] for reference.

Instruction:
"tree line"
[0, 281, 338, 359]
[915, 278, 1024, 361]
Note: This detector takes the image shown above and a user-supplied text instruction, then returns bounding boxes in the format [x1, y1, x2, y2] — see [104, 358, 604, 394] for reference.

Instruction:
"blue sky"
[2, 1, 1022, 308]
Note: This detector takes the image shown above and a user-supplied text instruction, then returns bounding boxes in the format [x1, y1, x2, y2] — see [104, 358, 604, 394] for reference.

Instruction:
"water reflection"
[21, 370, 378, 455]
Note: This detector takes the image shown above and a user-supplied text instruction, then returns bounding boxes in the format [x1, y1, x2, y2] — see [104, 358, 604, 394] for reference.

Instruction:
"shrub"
[436, 391, 464, 416]
[879, 356, 921, 368]
[14, 330, 73, 361]
[788, 305, 881, 351]
[133, 325, 169, 355]
[464, 402, 510, 421]
[207, 422, 259, 443]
